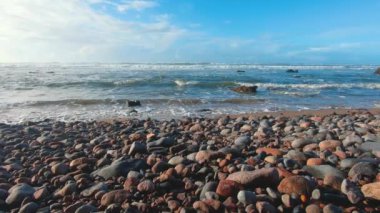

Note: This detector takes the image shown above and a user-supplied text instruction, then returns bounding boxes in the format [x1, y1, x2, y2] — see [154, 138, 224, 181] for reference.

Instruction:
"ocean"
[1, 63, 379, 123]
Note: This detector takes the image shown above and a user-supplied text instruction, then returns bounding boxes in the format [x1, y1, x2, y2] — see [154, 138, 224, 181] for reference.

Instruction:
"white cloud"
[0, 0, 184, 62]
[308, 42, 362, 53]
[116, 0, 157, 12]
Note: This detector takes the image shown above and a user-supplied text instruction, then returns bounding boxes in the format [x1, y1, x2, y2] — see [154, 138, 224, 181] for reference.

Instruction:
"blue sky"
[1, 0, 380, 64]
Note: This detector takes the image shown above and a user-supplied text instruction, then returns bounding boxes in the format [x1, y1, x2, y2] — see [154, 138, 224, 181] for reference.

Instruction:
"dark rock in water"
[197, 109, 212, 112]
[231, 85, 258, 94]
[237, 70, 245, 73]
[91, 158, 148, 179]
[127, 100, 141, 107]
[375, 67, 380, 75]
[286, 69, 299, 73]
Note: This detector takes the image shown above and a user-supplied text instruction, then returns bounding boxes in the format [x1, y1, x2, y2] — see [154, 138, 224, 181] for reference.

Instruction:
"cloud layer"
[0, 0, 184, 62]
[0, 1, 378, 64]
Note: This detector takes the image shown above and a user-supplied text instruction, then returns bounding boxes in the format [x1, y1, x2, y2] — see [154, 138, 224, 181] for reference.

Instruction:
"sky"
[0, 0, 380, 64]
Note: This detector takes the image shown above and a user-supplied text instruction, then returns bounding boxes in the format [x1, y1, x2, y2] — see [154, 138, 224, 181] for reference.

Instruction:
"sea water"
[0, 63, 379, 123]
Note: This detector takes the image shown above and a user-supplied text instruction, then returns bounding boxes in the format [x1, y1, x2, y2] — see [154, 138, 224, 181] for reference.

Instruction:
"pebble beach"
[1, 109, 380, 212]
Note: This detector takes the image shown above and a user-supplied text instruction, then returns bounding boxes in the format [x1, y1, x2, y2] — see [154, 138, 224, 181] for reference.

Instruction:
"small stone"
[237, 190, 256, 205]
[137, 180, 155, 193]
[101, 190, 131, 206]
[340, 179, 364, 204]
[306, 204, 321, 213]
[33, 187, 49, 201]
[291, 138, 312, 148]
[216, 180, 240, 197]
[200, 181, 217, 199]
[319, 140, 341, 151]
[256, 201, 277, 213]
[234, 136, 250, 146]
[91, 158, 147, 179]
[75, 204, 98, 213]
[285, 150, 307, 163]
[6, 183, 35, 206]
[167, 200, 180, 211]
[323, 175, 343, 191]
[81, 182, 108, 197]
[323, 204, 343, 213]
[19, 202, 39, 213]
[256, 148, 283, 156]
[348, 162, 376, 181]
[303, 165, 344, 179]
[51, 162, 70, 175]
[168, 156, 186, 165]
[204, 191, 219, 200]
[307, 158, 324, 166]
[195, 150, 223, 164]
[343, 133, 362, 147]
[359, 142, 380, 152]
[54, 181, 76, 197]
[227, 168, 280, 187]
[193, 200, 209, 212]
[361, 182, 380, 200]
[190, 123, 203, 132]
[264, 156, 277, 164]
[278, 176, 314, 196]
[128, 142, 146, 155]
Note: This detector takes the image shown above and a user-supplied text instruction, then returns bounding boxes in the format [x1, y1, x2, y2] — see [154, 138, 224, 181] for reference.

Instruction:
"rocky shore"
[0, 110, 380, 212]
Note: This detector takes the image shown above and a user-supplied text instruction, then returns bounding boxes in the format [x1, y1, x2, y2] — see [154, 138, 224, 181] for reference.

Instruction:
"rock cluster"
[0, 111, 379, 212]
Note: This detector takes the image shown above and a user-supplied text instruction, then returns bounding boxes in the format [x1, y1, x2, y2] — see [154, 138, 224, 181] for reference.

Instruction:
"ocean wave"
[237, 82, 380, 90]
[174, 80, 200, 86]
[272, 90, 321, 97]
[2, 63, 377, 71]
[46, 79, 150, 88]
[11, 98, 266, 107]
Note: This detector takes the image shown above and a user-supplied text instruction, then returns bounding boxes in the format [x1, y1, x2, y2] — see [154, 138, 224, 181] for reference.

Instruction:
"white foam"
[237, 82, 380, 90]
[174, 80, 199, 86]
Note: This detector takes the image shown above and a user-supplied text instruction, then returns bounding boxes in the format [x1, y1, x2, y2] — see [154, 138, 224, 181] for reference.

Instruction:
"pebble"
[100, 190, 131, 206]
[319, 140, 341, 151]
[137, 180, 155, 193]
[348, 162, 376, 181]
[19, 202, 39, 213]
[227, 168, 280, 187]
[234, 135, 250, 146]
[361, 182, 380, 200]
[199, 181, 217, 200]
[0, 112, 379, 212]
[91, 158, 147, 179]
[51, 162, 70, 175]
[323, 204, 343, 213]
[216, 180, 240, 197]
[75, 204, 98, 213]
[81, 182, 108, 197]
[6, 183, 35, 206]
[278, 176, 314, 196]
[340, 179, 364, 204]
[237, 190, 256, 205]
[303, 165, 344, 179]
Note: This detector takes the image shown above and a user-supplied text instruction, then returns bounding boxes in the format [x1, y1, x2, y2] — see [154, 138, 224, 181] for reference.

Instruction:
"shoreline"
[224, 107, 380, 119]
[99, 107, 380, 124]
